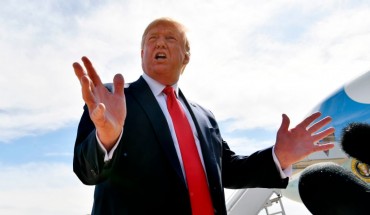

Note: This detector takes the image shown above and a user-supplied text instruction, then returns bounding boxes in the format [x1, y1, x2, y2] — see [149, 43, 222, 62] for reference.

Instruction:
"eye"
[166, 36, 177, 41]
[147, 35, 157, 42]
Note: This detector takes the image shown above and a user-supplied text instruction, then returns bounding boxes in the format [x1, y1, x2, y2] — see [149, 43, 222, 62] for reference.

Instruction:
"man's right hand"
[73, 56, 126, 151]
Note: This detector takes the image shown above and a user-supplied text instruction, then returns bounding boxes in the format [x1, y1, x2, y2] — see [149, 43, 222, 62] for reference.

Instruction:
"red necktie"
[163, 86, 214, 215]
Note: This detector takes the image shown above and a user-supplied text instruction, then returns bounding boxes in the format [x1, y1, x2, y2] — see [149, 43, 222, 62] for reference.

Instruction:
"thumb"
[278, 114, 290, 134]
[91, 103, 106, 123]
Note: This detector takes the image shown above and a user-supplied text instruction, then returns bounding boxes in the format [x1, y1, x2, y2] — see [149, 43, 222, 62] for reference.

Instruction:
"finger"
[307, 116, 332, 133]
[298, 112, 322, 129]
[82, 56, 103, 86]
[313, 142, 335, 153]
[312, 127, 335, 142]
[113, 73, 125, 97]
[72, 62, 86, 80]
[80, 75, 96, 107]
[278, 114, 290, 133]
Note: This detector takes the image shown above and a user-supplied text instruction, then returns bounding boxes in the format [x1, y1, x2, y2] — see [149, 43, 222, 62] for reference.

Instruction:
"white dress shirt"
[96, 73, 291, 179]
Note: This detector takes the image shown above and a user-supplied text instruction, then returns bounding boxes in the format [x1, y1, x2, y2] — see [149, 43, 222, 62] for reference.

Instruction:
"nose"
[155, 38, 166, 49]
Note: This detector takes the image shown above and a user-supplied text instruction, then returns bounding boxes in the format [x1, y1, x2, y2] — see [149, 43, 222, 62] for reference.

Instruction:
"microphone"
[298, 122, 370, 214]
[299, 162, 370, 215]
[341, 122, 370, 165]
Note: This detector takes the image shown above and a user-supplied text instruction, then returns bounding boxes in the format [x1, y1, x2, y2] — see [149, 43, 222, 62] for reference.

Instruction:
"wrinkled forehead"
[145, 24, 181, 37]
[141, 19, 187, 47]
[144, 19, 185, 37]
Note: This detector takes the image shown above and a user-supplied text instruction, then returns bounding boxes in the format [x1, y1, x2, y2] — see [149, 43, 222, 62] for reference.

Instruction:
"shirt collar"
[142, 73, 179, 97]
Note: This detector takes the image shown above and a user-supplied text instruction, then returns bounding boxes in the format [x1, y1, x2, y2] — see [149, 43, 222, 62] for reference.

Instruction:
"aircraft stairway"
[226, 188, 286, 215]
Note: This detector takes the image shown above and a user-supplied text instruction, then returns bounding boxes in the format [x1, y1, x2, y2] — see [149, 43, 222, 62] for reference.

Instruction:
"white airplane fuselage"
[283, 70, 370, 202]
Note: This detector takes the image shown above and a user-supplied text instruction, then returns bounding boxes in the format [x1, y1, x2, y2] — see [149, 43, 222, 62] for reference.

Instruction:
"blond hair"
[141, 17, 190, 56]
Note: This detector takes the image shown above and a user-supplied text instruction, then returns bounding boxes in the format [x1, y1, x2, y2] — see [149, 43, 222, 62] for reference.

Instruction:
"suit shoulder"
[103, 82, 132, 93]
[188, 100, 219, 123]
[188, 100, 214, 116]
[103, 83, 114, 92]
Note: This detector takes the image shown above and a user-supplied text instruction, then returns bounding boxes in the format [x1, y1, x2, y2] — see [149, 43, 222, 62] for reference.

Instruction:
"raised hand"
[73, 56, 126, 151]
[274, 112, 335, 169]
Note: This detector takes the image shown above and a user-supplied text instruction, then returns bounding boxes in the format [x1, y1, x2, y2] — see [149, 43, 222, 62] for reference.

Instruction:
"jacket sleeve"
[73, 83, 118, 185]
[222, 142, 289, 189]
[193, 102, 289, 189]
[73, 104, 114, 185]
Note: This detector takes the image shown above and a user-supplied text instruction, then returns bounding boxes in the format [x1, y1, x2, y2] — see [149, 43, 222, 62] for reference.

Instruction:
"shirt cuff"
[272, 145, 292, 178]
[96, 129, 123, 162]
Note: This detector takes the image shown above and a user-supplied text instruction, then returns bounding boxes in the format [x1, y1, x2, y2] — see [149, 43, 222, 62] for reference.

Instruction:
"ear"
[183, 52, 190, 65]
[141, 49, 144, 59]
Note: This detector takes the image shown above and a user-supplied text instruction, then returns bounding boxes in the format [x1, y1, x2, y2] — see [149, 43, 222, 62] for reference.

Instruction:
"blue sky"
[0, 125, 76, 164]
[1, 0, 370, 214]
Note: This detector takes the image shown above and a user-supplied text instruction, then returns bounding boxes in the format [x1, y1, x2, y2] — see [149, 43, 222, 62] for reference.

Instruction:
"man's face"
[141, 22, 189, 85]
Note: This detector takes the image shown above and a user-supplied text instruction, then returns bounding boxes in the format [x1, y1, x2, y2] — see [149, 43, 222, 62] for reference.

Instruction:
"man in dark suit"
[72, 17, 335, 215]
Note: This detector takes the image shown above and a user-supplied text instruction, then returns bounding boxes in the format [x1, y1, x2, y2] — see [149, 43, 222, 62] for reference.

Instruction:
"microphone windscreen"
[299, 162, 370, 215]
[341, 122, 370, 165]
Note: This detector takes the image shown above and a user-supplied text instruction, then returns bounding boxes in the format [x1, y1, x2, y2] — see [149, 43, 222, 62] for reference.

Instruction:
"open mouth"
[155, 52, 167, 60]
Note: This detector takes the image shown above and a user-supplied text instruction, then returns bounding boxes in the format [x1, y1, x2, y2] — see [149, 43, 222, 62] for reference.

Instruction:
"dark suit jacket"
[73, 76, 288, 215]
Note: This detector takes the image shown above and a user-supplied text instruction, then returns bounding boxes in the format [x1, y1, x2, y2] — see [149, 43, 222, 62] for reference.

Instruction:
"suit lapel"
[128, 78, 221, 190]
[179, 90, 221, 188]
[129, 77, 186, 185]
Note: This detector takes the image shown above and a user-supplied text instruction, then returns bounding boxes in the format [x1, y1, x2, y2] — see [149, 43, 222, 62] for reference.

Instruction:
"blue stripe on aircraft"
[315, 87, 370, 142]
